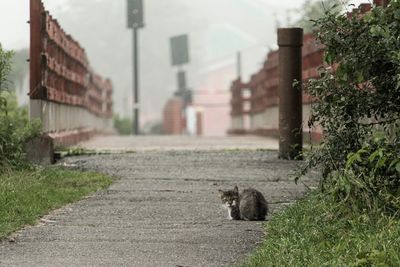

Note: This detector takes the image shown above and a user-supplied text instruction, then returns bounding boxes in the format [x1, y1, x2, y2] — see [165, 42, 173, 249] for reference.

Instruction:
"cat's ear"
[233, 185, 238, 193]
[218, 190, 224, 198]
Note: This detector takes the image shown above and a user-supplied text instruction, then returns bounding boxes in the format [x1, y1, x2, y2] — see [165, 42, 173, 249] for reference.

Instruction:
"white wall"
[30, 99, 113, 133]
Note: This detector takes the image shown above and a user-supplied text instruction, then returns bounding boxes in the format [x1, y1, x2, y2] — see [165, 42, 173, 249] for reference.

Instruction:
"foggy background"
[0, 0, 363, 129]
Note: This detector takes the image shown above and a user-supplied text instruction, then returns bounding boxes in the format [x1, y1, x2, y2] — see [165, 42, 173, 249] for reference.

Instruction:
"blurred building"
[162, 97, 184, 135]
[190, 58, 235, 136]
[162, 23, 258, 136]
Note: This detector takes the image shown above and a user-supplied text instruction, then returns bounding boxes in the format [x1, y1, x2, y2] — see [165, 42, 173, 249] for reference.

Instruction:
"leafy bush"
[328, 133, 400, 214]
[0, 44, 13, 94]
[113, 114, 133, 135]
[299, 2, 400, 213]
[293, 0, 347, 33]
[0, 44, 41, 171]
[0, 92, 41, 169]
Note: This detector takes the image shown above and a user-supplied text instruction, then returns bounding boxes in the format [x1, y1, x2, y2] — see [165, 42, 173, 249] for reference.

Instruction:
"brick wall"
[162, 97, 184, 135]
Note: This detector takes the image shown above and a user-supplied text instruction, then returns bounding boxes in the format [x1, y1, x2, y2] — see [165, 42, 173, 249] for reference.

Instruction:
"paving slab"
[0, 137, 318, 267]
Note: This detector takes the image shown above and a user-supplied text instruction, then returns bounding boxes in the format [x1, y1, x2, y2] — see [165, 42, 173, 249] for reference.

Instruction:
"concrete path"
[75, 135, 279, 152]
[0, 136, 318, 266]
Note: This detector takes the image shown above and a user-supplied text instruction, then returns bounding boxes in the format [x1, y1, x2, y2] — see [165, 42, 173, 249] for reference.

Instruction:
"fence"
[29, 0, 113, 145]
[229, 33, 322, 140]
[229, 0, 386, 141]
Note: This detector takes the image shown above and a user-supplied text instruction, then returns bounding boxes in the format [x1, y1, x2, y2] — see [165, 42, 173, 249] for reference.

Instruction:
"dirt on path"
[0, 137, 318, 267]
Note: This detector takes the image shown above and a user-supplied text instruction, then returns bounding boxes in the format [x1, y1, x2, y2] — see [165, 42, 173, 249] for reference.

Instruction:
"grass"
[0, 167, 113, 239]
[241, 191, 400, 267]
[54, 146, 105, 158]
[54, 146, 137, 160]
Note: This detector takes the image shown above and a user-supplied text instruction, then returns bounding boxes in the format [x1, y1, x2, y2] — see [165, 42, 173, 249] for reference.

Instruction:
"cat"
[218, 185, 268, 221]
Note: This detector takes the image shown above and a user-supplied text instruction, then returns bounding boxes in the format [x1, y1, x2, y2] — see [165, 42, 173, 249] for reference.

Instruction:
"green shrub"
[293, 0, 347, 33]
[0, 92, 41, 169]
[113, 114, 133, 135]
[0, 44, 13, 94]
[328, 133, 400, 214]
[0, 44, 41, 171]
[299, 2, 400, 214]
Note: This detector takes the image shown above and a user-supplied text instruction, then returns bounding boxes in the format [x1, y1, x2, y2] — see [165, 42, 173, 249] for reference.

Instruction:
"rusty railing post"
[278, 28, 303, 160]
[29, 0, 43, 99]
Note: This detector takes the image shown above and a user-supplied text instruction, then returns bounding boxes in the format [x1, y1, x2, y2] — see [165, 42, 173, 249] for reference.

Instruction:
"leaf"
[363, 13, 373, 23]
[346, 151, 363, 169]
[395, 74, 400, 90]
[368, 150, 380, 163]
[389, 159, 399, 170]
[356, 71, 364, 84]
[375, 156, 386, 170]
[336, 66, 348, 81]
[370, 25, 383, 37]
[396, 162, 400, 173]
[324, 52, 334, 65]
[394, 9, 400, 20]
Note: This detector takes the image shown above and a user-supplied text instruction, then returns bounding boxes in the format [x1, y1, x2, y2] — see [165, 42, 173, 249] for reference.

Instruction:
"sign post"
[127, 0, 144, 135]
[170, 34, 191, 106]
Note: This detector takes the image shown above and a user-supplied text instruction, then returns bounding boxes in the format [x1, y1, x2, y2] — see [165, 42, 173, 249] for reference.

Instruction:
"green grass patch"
[0, 167, 113, 239]
[242, 192, 400, 267]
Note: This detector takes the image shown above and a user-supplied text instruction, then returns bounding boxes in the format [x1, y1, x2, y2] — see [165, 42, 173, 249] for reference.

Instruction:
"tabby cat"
[218, 185, 268, 221]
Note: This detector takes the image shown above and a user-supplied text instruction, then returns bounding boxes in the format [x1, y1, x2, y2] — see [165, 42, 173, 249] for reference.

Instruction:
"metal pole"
[29, 0, 42, 99]
[132, 27, 139, 135]
[278, 28, 303, 160]
[236, 51, 242, 80]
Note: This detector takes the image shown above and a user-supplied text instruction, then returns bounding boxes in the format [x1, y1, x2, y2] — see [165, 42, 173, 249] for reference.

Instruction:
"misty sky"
[0, 0, 364, 50]
[1, 0, 280, 50]
[0, 0, 364, 126]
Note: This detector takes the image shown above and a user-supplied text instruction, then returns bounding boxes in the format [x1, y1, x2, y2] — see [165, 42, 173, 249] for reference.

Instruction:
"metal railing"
[29, 0, 113, 145]
[229, 0, 384, 140]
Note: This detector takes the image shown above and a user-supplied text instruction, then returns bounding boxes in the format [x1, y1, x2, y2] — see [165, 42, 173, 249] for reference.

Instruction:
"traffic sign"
[170, 34, 189, 66]
[127, 0, 144, 29]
